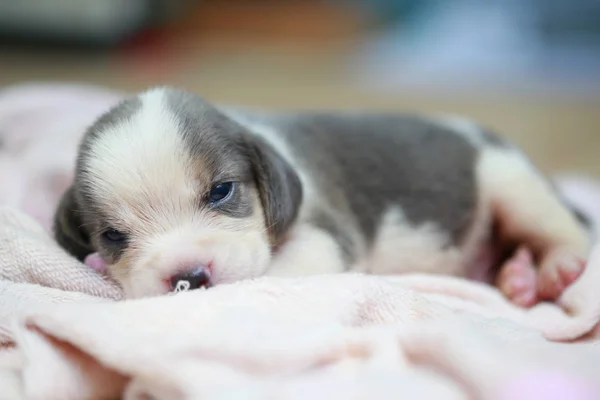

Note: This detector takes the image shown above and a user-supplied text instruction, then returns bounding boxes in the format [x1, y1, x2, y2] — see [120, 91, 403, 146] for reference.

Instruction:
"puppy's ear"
[53, 185, 94, 261]
[247, 137, 302, 245]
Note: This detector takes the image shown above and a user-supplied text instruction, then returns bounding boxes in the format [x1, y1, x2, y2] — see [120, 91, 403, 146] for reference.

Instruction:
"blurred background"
[0, 0, 599, 175]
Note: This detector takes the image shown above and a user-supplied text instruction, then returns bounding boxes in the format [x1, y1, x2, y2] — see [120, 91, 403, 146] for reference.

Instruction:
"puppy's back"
[223, 109, 498, 264]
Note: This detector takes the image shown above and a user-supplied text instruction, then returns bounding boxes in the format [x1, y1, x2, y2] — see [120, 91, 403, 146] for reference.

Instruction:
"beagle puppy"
[54, 86, 591, 304]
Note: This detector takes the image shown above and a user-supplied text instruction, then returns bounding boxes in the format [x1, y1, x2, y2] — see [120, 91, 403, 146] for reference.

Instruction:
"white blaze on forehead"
[84, 88, 199, 226]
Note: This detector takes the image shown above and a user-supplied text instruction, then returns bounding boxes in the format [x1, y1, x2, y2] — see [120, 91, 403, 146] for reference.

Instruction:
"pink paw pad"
[496, 247, 538, 307]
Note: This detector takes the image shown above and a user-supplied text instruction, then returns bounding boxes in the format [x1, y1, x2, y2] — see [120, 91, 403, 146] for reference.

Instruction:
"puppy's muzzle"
[170, 266, 212, 292]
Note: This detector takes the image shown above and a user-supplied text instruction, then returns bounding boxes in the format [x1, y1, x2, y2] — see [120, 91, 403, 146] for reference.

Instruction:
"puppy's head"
[54, 87, 302, 298]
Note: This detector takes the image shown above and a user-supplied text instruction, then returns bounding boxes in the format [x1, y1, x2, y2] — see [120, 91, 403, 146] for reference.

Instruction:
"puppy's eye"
[209, 182, 234, 205]
[102, 229, 127, 243]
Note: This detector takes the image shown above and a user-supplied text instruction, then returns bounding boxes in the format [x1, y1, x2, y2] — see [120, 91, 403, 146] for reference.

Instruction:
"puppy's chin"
[110, 231, 273, 299]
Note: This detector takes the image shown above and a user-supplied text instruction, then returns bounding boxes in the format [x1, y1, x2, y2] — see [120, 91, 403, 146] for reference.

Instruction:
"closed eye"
[101, 228, 128, 245]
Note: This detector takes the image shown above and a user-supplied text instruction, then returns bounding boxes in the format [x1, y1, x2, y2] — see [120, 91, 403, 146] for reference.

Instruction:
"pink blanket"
[1, 83, 600, 400]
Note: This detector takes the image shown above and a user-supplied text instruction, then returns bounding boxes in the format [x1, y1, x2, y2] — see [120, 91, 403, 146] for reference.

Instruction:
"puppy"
[54, 86, 592, 303]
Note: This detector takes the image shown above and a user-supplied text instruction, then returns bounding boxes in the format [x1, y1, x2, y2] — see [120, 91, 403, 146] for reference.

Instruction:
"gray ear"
[53, 185, 94, 261]
[247, 137, 303, 246]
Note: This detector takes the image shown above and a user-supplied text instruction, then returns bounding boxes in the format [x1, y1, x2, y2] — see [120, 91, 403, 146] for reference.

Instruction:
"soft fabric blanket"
[1, 83, 600, 400]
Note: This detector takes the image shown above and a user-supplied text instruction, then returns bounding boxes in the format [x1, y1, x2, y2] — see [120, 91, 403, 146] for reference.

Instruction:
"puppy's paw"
[496, 246, 587, 307]
[496, 247, 538, 307]
[537, 248, 586, 301]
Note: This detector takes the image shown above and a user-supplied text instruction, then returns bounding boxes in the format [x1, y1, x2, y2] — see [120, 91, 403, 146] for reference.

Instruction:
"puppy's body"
[222, 109, 588, 279]
[222, 109, 484, 277]
[54, 87, 591, 299]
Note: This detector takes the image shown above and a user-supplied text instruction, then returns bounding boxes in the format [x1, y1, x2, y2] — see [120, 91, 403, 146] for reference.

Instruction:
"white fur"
[477, 146, 590, 255]
[353, 208, 465, 277]
[266, 225, 346, 277]
[85, 88, 196, 226]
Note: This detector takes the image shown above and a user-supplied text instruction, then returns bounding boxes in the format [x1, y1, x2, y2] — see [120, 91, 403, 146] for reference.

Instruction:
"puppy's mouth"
[168, 264, 213, 293]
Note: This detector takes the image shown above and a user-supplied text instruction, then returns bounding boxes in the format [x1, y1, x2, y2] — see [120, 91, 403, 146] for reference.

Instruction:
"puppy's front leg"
[266, 225, 347, 277]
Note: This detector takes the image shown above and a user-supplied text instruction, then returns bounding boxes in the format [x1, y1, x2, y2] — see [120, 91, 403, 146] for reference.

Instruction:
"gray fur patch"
[163, 89, 303, 244]
[264, 112, 479, 251]
[164, 89, 255, 219]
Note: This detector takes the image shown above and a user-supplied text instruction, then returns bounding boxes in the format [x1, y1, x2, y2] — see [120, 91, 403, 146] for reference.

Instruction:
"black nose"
[170, 266, 211, 292]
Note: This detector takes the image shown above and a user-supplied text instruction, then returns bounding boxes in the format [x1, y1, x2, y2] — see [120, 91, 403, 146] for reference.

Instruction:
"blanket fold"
[2, 205, 600, 399]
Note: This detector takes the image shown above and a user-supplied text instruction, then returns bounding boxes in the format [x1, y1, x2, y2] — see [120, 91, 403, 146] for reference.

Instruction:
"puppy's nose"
[170, 266, 211, 292]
